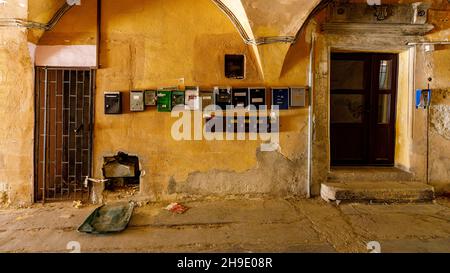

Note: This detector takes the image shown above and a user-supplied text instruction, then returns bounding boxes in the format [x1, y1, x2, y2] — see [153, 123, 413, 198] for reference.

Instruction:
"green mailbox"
[157, 91, 172, 112]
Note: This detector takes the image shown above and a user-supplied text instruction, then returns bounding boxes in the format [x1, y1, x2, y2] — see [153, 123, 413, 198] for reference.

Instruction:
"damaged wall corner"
[429, 89, 450, 193]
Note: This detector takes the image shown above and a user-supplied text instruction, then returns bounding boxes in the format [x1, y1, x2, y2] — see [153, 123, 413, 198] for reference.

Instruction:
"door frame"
[309, 36, 416, 196]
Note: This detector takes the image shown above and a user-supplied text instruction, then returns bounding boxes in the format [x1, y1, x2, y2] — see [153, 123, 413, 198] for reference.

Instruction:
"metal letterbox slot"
[214, 87, 232, 110]
[271, 88, 290, 110]
[200, 90, 214, 110]
[232, 88, 249, 108]
[157, 91, 172, 112]
[185, 86, 200, 110]
[249, 87, 267, 108]
[144, 90, 157, 106]
[172, 91, 185, 108]
[290, 87, 307, 107]
[105, 92, 122, 114]
[130, 91, 145, 112]
[225, 54, 245, 79]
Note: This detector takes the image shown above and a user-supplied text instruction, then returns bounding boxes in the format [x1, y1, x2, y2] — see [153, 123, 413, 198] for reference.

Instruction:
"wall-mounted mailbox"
[144, 90, 157, 106]
[271, 88, 290, 110]
[105, 92, 122, 114]
[290, 87, 307, 107]
[214, 87, 232, 110]
[232, 88, 249, 108]
[185, 86, 200, 110]
[249, 87, 267, 108]
[130, 91, 145, 112]
[172, 91, 185, 109]
[200, 90, 214, 111]
[157, 91, 172, 112]
[225, 54, 245, 79]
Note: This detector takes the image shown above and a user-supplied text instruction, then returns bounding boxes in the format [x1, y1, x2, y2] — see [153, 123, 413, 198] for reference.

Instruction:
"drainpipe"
[307, 33, 316, 198]
[97, 0, 102, 68]
[426, 80, 432, 185]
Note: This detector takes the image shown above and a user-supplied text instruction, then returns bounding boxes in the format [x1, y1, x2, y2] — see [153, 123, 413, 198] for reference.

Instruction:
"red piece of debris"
[165, 203, 189, 214]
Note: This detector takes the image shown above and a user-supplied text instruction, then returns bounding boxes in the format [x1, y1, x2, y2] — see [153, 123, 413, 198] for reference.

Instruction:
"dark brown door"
[330, 53, 398, 166]
[34, 68, 95, 202]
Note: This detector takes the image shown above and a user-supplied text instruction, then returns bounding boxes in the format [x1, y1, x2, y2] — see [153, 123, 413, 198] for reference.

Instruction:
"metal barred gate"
[34, 67, 95, 202]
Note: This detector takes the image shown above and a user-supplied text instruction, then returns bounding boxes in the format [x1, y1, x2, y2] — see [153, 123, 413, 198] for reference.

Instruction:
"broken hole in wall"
[103, 152, 141, 192]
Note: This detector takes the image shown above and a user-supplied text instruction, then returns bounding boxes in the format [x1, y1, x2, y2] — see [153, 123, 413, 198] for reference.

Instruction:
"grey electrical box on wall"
[130, 91, 145, 112]
[105, 92, 122, 114]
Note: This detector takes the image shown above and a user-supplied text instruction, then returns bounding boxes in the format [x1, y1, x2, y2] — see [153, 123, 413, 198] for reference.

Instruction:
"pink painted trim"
[35, 45, 97, 67]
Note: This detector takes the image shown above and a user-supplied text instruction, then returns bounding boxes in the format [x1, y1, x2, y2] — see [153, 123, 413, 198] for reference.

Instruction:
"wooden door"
[330, 53, 398, 166]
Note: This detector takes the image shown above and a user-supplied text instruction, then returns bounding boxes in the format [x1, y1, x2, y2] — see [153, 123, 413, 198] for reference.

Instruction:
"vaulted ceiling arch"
[25, 0, 330, 81]
[211, 0, 329, 82]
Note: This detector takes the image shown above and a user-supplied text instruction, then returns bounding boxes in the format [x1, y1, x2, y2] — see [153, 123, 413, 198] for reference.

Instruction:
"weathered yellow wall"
[2, 0, 447, 205]
[91, 0, 310, 199]
[0, 0, 35, 206]
[413, 3, 450, 192]
[38, 0, 449, 199]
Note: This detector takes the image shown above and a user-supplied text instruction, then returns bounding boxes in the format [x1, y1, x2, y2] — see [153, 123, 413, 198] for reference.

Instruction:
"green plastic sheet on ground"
[78, 202, 135, 234]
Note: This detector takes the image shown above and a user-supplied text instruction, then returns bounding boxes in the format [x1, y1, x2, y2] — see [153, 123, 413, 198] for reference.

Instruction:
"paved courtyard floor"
[1, 197, 449, 253]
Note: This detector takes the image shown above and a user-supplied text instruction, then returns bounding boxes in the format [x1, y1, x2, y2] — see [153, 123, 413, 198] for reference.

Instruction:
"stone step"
[321, 182, 435, 204]
[328, 167, 414, 182]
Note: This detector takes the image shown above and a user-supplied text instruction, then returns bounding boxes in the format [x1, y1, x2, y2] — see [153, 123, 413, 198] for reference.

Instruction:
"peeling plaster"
[175, 149, 308, 197]
[431, 104, 450, 140]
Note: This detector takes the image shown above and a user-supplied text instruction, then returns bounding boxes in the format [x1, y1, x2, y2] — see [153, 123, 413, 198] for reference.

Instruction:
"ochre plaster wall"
[412, 2, 450, 193]
[2, 0, 448, 205]
[0, 0, 35, 206]
[91, 0, 311, 199]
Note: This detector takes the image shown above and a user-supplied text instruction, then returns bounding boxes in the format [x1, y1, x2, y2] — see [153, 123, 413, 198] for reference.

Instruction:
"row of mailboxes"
[105, 87, 307, 114]
[214, 87, 306, 110]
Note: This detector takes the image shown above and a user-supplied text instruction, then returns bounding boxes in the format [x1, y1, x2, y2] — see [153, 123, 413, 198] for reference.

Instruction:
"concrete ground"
[0, 197, 450, 253]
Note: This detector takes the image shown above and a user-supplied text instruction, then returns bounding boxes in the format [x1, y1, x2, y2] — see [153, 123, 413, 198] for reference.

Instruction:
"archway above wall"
[211, 0, 323, 82]
[26, 0, 326, 82]
[28, 0, 66, 43]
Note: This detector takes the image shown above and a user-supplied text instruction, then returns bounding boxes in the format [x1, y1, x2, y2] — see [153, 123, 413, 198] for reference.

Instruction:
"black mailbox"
[249, 87, 266, 108]
[214, 87, 232, 110]
[105, 92, 122, 115]
[232, 88, 249, 108]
